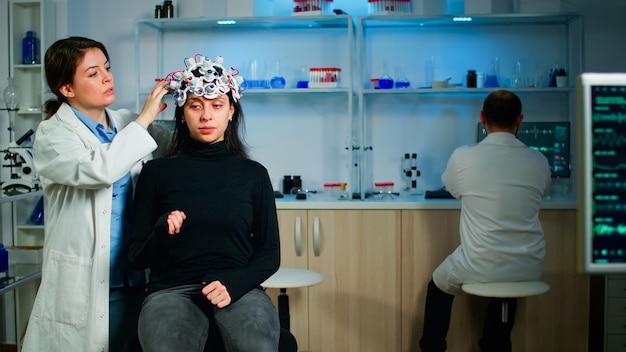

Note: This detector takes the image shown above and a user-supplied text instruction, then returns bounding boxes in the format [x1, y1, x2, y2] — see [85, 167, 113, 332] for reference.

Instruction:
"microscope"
[403, 153, 421, 194]
[2, 129, 39, 194]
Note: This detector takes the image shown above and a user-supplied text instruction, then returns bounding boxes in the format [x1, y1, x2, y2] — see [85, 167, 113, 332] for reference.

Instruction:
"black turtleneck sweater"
[127, 140, 280, 303]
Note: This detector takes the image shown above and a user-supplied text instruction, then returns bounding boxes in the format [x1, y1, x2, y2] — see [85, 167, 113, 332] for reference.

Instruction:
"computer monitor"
[577, 72, 626, 274]
[476, 122, 571, 178]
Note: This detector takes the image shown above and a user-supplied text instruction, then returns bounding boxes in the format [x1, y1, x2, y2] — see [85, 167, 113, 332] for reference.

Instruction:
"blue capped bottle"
[22, 30, 40, 64]
[0, 243, 8, 278]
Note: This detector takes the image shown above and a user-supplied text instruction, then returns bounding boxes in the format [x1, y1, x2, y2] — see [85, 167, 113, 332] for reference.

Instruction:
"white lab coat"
[21, 103, 171, 352]
[433, 132, 552, 295]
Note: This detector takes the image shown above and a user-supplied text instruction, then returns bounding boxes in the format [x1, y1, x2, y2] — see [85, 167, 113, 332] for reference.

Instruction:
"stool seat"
[462, 281, 549, 298]
[261, 268, 324, 289]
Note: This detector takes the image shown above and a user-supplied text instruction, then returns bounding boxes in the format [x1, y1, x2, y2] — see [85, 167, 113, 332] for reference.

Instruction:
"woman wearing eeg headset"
[126, 55, 281, 352]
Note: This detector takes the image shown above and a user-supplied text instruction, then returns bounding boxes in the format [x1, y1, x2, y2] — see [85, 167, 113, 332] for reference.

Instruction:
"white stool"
[462, 281, 549, 323]
[261, 268, 324, 331]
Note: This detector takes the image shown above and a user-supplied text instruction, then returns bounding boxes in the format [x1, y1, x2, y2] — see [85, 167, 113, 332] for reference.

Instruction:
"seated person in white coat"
[21, 36, 171, 352]
[418, 89, 552, 352]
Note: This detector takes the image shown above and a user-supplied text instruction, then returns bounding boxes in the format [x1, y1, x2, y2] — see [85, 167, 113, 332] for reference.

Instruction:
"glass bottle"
[22, 30, 39, 64]
[163, 0, 174, 18]
[0, 243, 8, 278]
[270, 60, 286, 89]
[337, 183, 350, 200]
[155, 5, 163, 18]
[282, 175, 292, 195]
[466, 70, 477, 88]
[291, 175, 302, 194]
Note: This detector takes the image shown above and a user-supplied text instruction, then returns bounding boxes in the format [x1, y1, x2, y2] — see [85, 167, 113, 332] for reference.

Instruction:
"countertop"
[275, 193, 577, 210]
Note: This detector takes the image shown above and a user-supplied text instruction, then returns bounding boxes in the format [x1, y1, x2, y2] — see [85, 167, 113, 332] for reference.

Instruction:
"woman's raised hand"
[135, 80, 169, 128]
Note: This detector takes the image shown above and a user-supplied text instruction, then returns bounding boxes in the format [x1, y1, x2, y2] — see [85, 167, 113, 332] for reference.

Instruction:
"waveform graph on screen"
[476, 121, 570, 177]
[578, 73, 626, 273]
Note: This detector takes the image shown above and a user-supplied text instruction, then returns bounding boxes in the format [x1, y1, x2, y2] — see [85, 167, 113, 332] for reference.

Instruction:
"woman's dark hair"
[168, 91, 249, 158]
[43, 36, 110, 119]
[482, 89, 522, 128]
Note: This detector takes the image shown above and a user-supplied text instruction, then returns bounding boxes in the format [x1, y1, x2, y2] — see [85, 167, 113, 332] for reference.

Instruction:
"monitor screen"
[577, 72, 626, 274]
[476, 122, 571, 178]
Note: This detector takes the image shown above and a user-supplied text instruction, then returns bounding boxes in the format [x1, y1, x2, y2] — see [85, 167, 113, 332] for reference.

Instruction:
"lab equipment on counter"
[402, 153, 421, 193]
[424, 187, 454, 199]
[2, 129, 40, 194]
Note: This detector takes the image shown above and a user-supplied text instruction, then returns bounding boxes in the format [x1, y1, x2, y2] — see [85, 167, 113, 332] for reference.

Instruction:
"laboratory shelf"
[135, 15, 352, 31]
[361, 87, 573, 95]
[0, 190, 43, 205]
[358, 12, 581, 28]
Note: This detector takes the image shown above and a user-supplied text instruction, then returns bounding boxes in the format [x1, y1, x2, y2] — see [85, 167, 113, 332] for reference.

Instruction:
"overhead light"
[453, 17, 472, 22]
[217, 20, 236, 25]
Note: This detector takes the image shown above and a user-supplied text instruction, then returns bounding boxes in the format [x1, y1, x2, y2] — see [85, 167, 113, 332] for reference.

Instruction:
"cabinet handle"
[313, 216, 320, 257]
[295, 216, 302, 257]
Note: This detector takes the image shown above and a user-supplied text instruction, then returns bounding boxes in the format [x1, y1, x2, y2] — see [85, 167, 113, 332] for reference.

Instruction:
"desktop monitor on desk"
[577, 73, 626, 274]
[476, 121, 571, 178]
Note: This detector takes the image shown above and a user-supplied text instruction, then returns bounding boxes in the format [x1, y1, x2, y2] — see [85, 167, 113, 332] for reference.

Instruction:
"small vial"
[155, 5, 162, 18]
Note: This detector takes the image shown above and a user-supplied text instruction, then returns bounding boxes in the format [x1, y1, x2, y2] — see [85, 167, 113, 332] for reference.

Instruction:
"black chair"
[124, 326, 297, 352]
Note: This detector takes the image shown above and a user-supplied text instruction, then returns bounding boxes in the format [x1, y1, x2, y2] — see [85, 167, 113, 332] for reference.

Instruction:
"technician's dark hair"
[43, 36, 110, 119]
[482, 89, 522, 129]
[168, 91, 249, 159]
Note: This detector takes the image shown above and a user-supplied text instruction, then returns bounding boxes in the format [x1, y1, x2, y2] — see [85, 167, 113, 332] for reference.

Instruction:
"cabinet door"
[400, 209, 476, 352]
[307, 209, 401, 352]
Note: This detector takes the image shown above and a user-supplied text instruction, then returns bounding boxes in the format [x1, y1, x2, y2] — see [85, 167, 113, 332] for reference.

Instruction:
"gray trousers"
[137, 284, 280, 352]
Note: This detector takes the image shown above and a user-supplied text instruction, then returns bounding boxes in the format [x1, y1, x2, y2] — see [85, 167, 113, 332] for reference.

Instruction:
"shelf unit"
[7, 0, 55, 136]
[355, 13, 583, 198]
[0, 190, 42, 351]
[134, 15, 357, 194]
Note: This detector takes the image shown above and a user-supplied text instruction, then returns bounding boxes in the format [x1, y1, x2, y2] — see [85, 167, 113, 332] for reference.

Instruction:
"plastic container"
[309, 67, 341, 88]
[293, 0, 333, 15]
[22, 30, 39, 64]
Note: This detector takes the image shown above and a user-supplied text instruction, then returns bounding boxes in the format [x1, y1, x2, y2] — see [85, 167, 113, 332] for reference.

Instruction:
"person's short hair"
[482, 89, 522, 128]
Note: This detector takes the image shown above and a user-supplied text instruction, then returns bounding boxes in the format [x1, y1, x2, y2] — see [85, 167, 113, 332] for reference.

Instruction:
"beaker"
[270, 60, 286, 89]
[484, 59, 499, 88]
[245, 60, 268, 89]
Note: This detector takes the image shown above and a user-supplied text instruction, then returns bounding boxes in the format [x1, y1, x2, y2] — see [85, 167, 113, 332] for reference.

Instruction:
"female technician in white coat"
[21, 37, 171, 352]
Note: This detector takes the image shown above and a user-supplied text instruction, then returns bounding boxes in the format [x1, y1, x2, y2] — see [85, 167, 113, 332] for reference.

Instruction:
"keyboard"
[424, 188, 455, 199]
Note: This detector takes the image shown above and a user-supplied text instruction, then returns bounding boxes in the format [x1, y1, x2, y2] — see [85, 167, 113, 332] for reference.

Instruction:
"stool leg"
[277, 288, 290, 331]
[479, 298, 517, 352]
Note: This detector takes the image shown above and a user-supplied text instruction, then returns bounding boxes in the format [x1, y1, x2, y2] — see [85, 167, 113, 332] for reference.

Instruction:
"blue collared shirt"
[72, 107, 143, 288]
